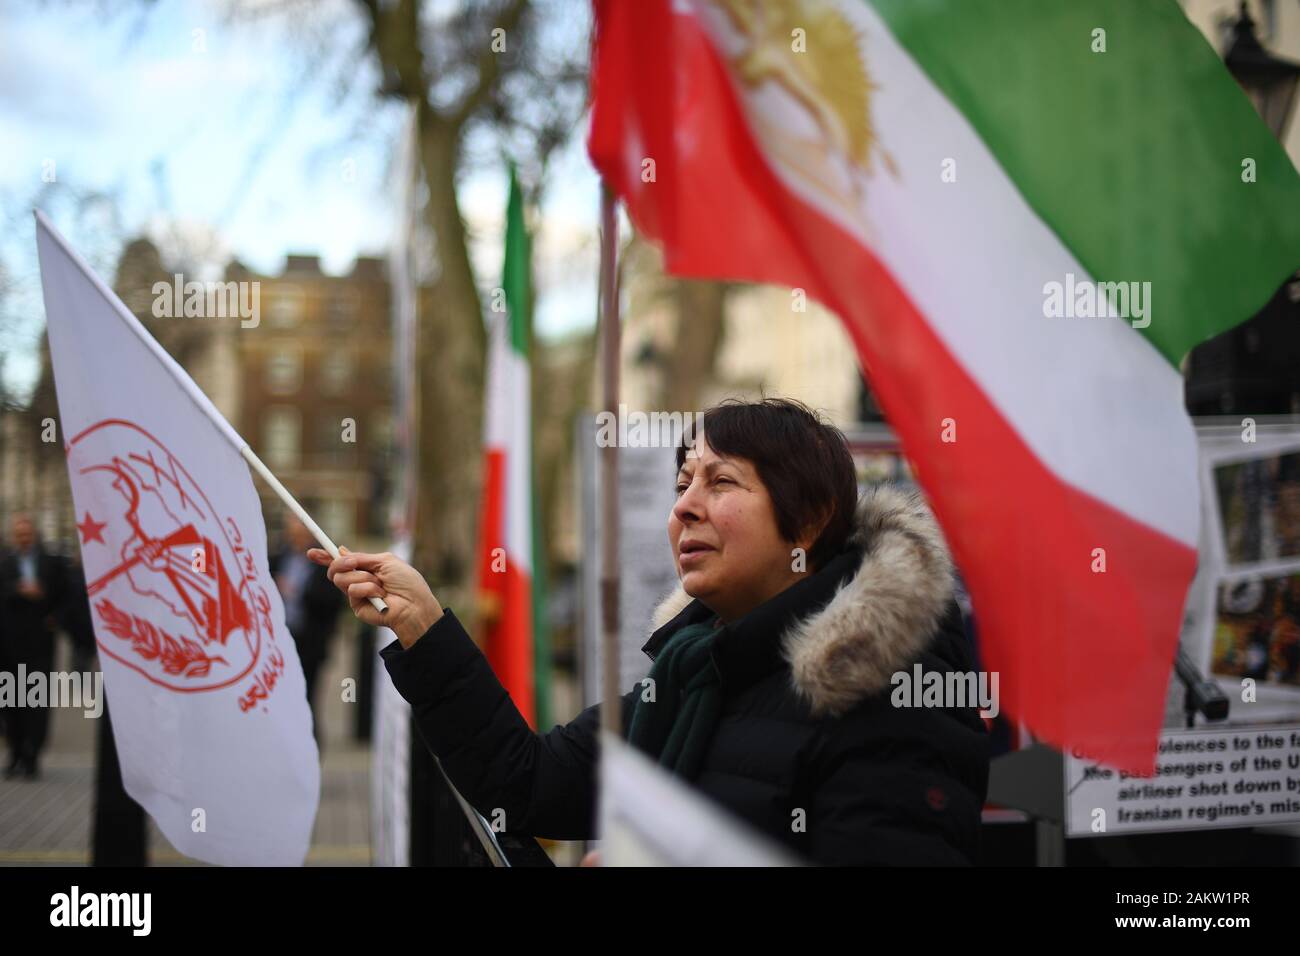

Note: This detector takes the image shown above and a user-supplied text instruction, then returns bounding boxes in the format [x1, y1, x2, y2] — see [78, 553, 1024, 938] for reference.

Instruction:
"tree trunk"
[411, 107, 487, 607]
[662, 279, 728, 413]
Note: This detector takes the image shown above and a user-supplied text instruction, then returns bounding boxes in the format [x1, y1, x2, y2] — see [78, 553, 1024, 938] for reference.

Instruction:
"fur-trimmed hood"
[647, 484, 956, 717]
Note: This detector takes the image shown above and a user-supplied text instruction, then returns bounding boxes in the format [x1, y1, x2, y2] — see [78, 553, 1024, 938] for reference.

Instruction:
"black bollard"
[92, 701, 148, 866]
[408, 716, 489, 866]
[354, 622, 375, 743]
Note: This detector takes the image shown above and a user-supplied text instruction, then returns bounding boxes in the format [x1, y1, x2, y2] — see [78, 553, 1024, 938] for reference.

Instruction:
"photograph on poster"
[1183, 431, 1300, 724]
[1212, 572, 1300, 688]
[1212, 448, 1300, 569]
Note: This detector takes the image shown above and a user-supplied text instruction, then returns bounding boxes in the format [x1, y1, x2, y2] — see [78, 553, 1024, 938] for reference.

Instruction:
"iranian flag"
[588, 0, 1300, 772]
[477, 168, 546, 729]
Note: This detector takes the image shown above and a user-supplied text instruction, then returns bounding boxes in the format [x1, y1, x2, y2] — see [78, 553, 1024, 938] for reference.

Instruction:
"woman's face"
[669, 435, 808, 622]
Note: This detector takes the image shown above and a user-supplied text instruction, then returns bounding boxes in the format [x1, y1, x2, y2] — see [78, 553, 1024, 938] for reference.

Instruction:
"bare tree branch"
[449, 0, 530, 129]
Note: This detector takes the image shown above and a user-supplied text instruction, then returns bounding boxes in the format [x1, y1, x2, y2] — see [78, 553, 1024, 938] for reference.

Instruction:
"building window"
[264, 406, 301, 470]
[318, 498, 353, 546]
[327, 289, 359, 329]
[317, 411, 355, 467]
[266, 348, 302, 394]
[268, 285, 305, 327]
[321, 349, 352, 395]
[370, 414, 394, 455]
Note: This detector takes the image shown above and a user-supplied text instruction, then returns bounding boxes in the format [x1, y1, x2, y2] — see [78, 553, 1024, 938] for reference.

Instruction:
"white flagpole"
[241, 446, 387, 614]
[33, 209, 388, 615]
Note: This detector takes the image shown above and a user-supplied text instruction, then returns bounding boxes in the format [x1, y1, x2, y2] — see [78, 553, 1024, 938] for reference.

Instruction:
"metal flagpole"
[597, 185, 621, 740]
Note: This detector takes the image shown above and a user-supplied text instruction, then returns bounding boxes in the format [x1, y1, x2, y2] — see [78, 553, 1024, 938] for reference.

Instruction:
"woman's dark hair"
[675, 398, 859, 569]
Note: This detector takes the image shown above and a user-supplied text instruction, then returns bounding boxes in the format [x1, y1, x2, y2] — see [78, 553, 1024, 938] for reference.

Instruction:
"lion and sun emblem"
[705, 0, 898, 214]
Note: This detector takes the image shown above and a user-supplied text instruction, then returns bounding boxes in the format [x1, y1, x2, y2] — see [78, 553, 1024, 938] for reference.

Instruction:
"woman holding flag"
[309, 398, 989, 865]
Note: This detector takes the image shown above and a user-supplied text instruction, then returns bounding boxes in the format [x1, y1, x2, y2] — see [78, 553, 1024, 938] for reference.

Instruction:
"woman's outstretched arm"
[309, 547, 633, 839]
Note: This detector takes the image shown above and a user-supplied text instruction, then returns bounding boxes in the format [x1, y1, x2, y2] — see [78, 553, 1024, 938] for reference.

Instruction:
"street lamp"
[1184, 4, 1300, 418]
[1224, 1, 1300, 139]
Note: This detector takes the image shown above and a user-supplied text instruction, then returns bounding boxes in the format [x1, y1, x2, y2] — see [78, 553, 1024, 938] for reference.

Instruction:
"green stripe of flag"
[504, 164, 550, 730]
[867, 0, 1300, 366]
[504, 166, 532, 356]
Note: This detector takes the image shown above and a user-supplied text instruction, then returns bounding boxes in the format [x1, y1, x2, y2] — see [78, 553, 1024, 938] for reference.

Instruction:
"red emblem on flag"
[67, 419, 270, 693]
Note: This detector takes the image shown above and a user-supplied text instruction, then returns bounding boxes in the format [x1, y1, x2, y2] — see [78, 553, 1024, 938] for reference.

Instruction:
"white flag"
[35, 211, 320, 866]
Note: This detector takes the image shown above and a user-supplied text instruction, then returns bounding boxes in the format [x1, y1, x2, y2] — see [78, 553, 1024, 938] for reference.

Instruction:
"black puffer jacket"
[382, 485, 990, 865]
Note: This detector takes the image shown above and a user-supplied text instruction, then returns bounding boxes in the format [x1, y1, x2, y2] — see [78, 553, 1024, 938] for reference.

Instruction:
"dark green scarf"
[625, 618, 724, 781]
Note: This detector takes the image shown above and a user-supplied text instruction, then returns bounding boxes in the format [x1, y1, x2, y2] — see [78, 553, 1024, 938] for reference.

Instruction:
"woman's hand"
[307, 548, 443, 648]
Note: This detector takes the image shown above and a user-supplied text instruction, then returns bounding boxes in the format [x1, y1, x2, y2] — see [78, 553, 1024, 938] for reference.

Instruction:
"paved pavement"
[0, 633, 372, 866]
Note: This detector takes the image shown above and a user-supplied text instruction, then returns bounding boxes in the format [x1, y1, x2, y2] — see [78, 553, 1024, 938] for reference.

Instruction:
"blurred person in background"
[271, 513, 345, 750]
[0, 514, 67, 779]
[0, 526, 6, 747]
